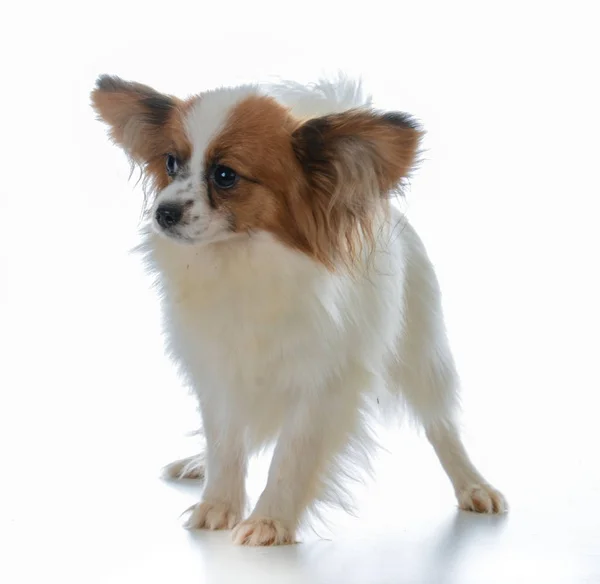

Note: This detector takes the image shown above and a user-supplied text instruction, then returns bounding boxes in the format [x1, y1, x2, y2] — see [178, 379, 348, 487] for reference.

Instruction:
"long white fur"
[139, 77, 506, 546]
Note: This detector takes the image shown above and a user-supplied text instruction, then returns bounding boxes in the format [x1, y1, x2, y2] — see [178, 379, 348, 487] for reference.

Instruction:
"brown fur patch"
[204, 96, 422, 268]
[290, 108, 422, 266]
[202, 95, 315, 255]
[91, 75, 192, 192]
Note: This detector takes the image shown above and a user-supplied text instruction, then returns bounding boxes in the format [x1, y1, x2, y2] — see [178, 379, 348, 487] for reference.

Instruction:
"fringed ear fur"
[291, 108, 423, 267]
[91, 75, 191, 196]
[90, 75, 187, 163]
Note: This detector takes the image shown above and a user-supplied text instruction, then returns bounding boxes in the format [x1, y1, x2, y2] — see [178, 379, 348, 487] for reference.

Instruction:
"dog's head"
[92, 75, 422, 268]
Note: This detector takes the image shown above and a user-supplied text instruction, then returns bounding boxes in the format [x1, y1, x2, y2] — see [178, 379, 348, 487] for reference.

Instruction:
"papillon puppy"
[92, 74, 506, 546]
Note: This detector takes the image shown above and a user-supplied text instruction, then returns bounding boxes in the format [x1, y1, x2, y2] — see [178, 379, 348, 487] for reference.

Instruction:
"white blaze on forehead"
[183, 77, 369, 170]
[185, 85, 261, 173]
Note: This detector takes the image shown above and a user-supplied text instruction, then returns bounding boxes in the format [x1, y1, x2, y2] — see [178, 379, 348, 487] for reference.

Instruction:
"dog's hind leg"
[162, 453, 205, 480]
[390, 222, 507, 513]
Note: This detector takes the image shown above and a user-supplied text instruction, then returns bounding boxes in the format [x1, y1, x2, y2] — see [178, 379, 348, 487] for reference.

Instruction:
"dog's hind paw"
[162, 455, 205, 480]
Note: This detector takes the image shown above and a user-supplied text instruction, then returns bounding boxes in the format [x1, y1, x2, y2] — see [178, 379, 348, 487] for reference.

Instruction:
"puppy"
[91, 74, 506, 546]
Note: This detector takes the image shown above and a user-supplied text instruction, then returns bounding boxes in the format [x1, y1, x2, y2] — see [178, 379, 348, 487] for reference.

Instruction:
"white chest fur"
[139, 226, 406, 435]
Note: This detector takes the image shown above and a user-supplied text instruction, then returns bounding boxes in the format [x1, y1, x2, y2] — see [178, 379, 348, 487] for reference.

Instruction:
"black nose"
[155, 203, 183, 229]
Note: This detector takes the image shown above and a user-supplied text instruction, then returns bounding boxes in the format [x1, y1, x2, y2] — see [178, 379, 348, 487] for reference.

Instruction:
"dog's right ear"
[91, 75, 185, 163]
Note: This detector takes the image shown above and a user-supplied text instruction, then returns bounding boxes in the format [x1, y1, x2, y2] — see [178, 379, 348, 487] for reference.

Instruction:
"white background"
[1, 1, 599, 582]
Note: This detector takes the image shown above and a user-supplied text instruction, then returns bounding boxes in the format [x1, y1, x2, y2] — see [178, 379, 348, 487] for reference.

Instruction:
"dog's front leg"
[184, 404, 247, 531]
[232, 377, 366, 546]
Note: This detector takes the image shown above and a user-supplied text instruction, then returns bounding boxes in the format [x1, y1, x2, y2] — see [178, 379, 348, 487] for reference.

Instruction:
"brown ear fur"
[91, 75, 191, 192]
[291, 109, 423, 267]
[90, 75, 188, 162]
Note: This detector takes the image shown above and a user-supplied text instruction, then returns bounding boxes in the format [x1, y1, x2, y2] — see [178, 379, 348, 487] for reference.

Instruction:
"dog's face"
[92, 75, 422, 267]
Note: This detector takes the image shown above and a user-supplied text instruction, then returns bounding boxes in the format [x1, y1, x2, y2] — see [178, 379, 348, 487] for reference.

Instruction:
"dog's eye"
[212, 165, 238, 189]
[166, 154, 179, 177]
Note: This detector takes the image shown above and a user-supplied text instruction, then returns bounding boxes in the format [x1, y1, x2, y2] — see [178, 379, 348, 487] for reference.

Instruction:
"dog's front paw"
[184, 500, 240, 530]
[458, 484, 507, 514]
[232, 517, 294, 546]
[162, 455, 205, 480]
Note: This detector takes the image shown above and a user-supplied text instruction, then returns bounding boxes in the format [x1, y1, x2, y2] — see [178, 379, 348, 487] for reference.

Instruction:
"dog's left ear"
[91, 75, 183, 163]
[292, 109, 423, 199]
[289, 109, 423, 267]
